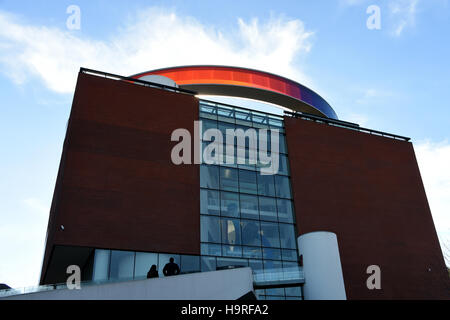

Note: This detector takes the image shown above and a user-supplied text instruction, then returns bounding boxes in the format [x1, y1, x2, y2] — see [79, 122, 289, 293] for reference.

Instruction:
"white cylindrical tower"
[298, 231, 347, 300]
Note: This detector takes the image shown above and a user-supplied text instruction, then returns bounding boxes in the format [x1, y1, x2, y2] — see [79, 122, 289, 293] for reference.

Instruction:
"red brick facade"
[285, 117, 450, 299]
[40, 72, 200, 283]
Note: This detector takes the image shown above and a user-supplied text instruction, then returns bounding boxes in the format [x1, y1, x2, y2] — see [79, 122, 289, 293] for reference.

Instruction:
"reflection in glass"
[261, 222, 281, 248]
[216, 257, 248, 269]
[266, 287, 285, 297]
[201, 243, 222, 256]
[92, 249, 110, 282]
[263, 259, 282, 272]
[278, 154, 289, 176]
[180, 255, 200, 273]
[285, 286, 302, 297]
[281, 249, 298, 262]
[201, 119, 218, 141]
[239, 169, 257, 194]
[223, 245, 243, 257]
[109, 250, 134, 281]
[200, 165, 219, 189]
[259, 197, 277, 222]
[263, 247, 281, 260]
[221, 218, 241, 245]
[134, 252, 158, 279]
[201, 215, 221, 243]
[277, 199, 294, 223]
[257, 174, 275, 197]
[243, 246, 262, 259]
[279, 224, 296, 249]
[275, 175, 291, 199]
[240, 194, 259, 220]
[249, 259, 264, 275]
[220, 167, 239, 192]
[200, 189, 220, 215]
[199, 104, 217, 120]
[220, 192, 239, 217]
[241, 220, 261, 246]
[201, 256, 217, 272]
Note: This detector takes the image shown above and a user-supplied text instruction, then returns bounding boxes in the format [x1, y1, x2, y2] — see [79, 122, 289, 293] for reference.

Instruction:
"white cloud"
[0, 198, 49, 288]
[0, 8, 314, 94]
[389, 0, 419, 36]
[339, 0, 421, 37]
[414, 140, 450, 267]
[342, 112, 370, 127]
[352, 87, 396, 106]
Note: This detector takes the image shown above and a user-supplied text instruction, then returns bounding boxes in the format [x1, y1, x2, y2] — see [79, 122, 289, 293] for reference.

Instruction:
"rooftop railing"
[285, 110, 411, 142]
[80, 68, 196, 95]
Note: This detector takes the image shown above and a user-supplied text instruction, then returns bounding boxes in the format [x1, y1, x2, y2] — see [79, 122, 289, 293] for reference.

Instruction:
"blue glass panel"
[221, 218, 241, 245]
[277, 199, 294, 223]
[216, 257, 248, 269]
[200, 189, 220, 215]
[109, 250, 135, 281]
[201, 243, 222, 256]
[242, 246, 262, 259]
[257, 174, 275, 197]
[279, 224, 296, 249]
[263, 247, 281, 260]
[239, 169, 257, 194]
[199, 104, 218, 120]
[220, 191, 240, 218]
[260, 221, 280, 248]
[201, 256, 217, 271]
[134, 252, 158, 279]
[275, 175, 291, 199]
[200, 165, 219, 189]
[277, 154, 289, 176]
[241, 220, 261, 246]
[201, 215, 221, 243]
[220, 167, 239, 192]
[240, 194, 259, 220]
[281, 249, 298, 262]
[201, 119, 218, 141]
[249, 259, 264, 275]
[259, 196, 277, 222]
[180, 255, 200, 274]
[223, 245, 242, 257]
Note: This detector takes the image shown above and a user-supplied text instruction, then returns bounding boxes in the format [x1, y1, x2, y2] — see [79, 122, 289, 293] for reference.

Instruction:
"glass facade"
[88, 100, 303, 300]
[199, 101, 302, 300]
[92, 249, 201, 282]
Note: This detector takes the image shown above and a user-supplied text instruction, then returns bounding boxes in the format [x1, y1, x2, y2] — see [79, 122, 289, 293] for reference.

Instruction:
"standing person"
[147, 264, 159, 279]
[163, 257, 180, 276]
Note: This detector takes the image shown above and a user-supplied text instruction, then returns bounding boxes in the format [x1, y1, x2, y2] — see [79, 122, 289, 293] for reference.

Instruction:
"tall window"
[199, 101, 301, 300]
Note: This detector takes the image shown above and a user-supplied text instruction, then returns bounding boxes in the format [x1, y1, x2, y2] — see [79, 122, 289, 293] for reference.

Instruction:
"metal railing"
[80, 68, 197, 95]
[285, 110, 411, 142]
[253, 266, 305, 289]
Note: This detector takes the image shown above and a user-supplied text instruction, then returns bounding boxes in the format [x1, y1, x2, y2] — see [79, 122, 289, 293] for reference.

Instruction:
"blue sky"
[0, 0, 449, 288]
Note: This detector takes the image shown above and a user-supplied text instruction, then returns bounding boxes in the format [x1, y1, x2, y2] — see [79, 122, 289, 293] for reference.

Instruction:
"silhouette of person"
[147, 264, 159, 279]
[163, 257, 180, 276]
